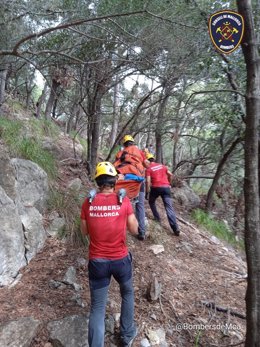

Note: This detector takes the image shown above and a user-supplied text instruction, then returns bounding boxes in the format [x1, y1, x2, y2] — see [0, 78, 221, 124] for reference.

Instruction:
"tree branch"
[185, 89, 246, 107]
[201, 301, 246, 319]
[145, 10, 199, 29]
[0, 10, 147, 56]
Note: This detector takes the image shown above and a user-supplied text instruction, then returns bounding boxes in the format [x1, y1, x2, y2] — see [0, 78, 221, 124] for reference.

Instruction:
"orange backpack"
[114, 146, 145, 177]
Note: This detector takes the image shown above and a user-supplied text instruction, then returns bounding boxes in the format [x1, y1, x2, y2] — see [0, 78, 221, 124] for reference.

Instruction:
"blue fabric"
[88, 255, 132, 290]
[149, 186, 179, 232]
[88, 255, 136, 347]
[135, 182, 146, 236]
[124, 174, 144, 182]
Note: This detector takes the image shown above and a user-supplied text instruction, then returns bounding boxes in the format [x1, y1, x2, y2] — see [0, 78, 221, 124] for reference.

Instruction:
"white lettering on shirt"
[88, 205, 121, 218]
[89, 211, 120, 218]
[151, 165, 163, 171]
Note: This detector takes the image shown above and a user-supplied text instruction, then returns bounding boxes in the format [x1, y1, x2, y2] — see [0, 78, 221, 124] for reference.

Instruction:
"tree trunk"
[145, 114, 153, 148]
[25, 76, 35, 110]
[233, 189, 244, 232]
[45, 79, 60, 119]
[0, 68, 7, 106]
[236, 1, 260, 346]
[90, 98, 102, 175]
[35, 82, 47, 118]
[205, 137, 241, 211]
[155, 92, 170, 163]
[110, 77, 120, 147]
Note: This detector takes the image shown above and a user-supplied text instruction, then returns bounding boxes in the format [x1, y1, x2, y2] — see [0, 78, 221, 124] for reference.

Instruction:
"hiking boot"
[173, 228, 180, 236]
[123, 329, 138, 347]
[137, 234, 145, 241]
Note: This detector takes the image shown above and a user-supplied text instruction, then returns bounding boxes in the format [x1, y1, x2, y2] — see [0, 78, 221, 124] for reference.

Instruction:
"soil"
[0, 129, 247, 347]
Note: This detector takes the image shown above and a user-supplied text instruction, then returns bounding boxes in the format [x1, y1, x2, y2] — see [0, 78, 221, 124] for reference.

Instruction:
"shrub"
[30, 118, 60, 139]
[47, 188, 88, 246]
[191, 208, 243, 248]
[19, 137, 57, 178]
[0, 118, 57, 179]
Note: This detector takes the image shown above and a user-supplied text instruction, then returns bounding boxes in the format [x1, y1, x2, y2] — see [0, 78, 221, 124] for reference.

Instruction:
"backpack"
[114, 146, 145, 177]
[87, 188, 126, 204]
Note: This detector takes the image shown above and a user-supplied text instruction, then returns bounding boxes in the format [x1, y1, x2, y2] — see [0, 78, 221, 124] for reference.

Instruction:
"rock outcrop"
[0, 149, 48, 286]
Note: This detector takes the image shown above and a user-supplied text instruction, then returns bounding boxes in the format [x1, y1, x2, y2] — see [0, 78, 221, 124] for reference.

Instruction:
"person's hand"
[117, 174, 125, 180]
[145, 192, 149, 200]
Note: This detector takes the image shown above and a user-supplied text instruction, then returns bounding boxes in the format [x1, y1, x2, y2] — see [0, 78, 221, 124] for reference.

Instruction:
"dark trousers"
[135, 182, 146, 236]
[88, 255, 136, 347]
[149, 186, 179, 232]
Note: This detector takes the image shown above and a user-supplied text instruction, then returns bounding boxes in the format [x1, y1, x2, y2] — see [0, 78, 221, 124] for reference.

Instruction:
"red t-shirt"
[145, 162, 170, 187]
[80, 193, 133, 260]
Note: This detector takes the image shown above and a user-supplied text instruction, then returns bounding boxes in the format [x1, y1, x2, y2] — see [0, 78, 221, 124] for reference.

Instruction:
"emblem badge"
[209, 10, 244, 54]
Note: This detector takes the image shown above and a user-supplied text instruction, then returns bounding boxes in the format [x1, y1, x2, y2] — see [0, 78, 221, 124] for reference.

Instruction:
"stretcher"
[114, 179, 141, 200]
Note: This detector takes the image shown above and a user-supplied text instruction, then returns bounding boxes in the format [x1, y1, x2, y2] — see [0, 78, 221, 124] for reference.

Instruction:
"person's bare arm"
[127, 213, 138, 235]
[81, 219, 88, 236]
[166, 168, 173, 185]
[143, 159, 150, 168]
[146, 176, 151, 193]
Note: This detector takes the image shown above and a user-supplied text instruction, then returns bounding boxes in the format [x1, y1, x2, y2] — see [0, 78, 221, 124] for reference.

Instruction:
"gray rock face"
[0, 186, 26, 286]
[47, 315, 89, 347]
[11, 158, 48, 213]
[0, 157, 49, 286]
[47, 215, 66, 237]
[0, 317, 40, 347]
[0, 145, 16, 200]
[20, 207, 47, 262]
[67, 178, 82, 191]
[173, 182, 200, 209]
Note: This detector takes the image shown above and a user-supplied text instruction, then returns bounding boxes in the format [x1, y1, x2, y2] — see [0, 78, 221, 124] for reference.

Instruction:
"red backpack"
[114, 145, 145, 177]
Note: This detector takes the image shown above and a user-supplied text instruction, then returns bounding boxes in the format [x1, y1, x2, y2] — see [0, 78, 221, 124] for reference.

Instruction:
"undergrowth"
[70, 130, 88, 158]
[47, 188, 88, 246]
[0, 118, 57, 179]
[191, 208, 243, 249]
[30, 118, 60, 139]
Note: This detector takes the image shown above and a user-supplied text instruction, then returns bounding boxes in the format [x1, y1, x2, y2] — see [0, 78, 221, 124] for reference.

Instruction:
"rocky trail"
[0, 202, 247, 347]
[0, 121, 247, 347]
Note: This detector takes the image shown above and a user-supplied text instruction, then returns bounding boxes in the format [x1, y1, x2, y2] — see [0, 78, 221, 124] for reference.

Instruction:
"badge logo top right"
[209, 10, 244, 54]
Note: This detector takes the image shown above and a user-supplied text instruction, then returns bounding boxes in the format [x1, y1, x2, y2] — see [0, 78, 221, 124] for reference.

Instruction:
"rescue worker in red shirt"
[81, 162, 138, 347]
[145, 153, 180, 236]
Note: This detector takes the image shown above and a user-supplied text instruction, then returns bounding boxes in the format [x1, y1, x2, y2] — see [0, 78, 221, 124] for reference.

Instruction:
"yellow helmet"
[122, 135, 134, 144]
[146, 153, 154, 160]
[94, 162, 117, 179]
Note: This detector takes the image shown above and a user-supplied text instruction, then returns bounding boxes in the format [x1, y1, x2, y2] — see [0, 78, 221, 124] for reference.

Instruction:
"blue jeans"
[135, 182, 146, 236]
[88, 255, 136, 347]
[149, 186, 179, 232]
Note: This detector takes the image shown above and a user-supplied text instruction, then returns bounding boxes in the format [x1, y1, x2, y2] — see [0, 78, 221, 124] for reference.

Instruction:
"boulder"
[47, 315, 88, 347]
[0, 157, 49, 286]
[0, 317, 40, 347]
[0, 186, 26, 286]
[172, 182, 200, 209]
[67, 178, 82, 191]
[0, 145, 16, 200]
[20, 207, 47, 262]
[11, 158, 48, 213]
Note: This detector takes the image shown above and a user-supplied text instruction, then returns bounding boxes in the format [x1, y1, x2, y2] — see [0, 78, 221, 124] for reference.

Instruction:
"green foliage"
[30, 118, 60, 139]
[69, 131, 88, 159]
[191, 209, 243, 248]
[19, 138, 57, 178]
[47, 188, 88, 246]
[0, 118, 57, 178]
[31, 85, 44, 103]
[194, 330, 202, 347]
[7, 99, 24, 112]
[0, 118, 22, 144]
[191, 181, 211, 195]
